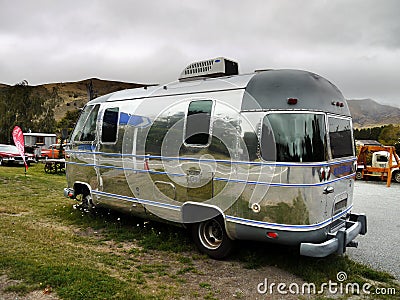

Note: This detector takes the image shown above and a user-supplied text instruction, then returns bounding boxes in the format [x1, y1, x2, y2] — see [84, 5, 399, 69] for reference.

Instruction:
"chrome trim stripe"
[91, 190, 181, 210]
[91, 189, 352, 231]
[214, 173, 354, 187]
[66, 150, 356, 167]
[67, 161, 186, 177]
[226, 205, 352, 231]
[67, 161, 355, 187]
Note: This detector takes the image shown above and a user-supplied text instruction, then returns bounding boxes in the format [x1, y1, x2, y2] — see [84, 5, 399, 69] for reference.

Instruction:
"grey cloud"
[0, 0, 399, 105]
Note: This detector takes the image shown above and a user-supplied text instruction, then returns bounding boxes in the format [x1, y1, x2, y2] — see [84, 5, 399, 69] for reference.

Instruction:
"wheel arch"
[73, 181, 92, 197]
[181, 202, 234, 240]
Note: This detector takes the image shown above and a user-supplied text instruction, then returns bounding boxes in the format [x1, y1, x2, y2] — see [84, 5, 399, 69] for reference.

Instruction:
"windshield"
[261, 113, 327, 162]
[70, 105, 100, 143]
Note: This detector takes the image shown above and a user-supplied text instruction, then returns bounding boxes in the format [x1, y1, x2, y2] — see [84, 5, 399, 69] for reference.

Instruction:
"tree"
[0, 84, 61, 143]
[378, 124, 400, 147]
[354, 126, 386, 140]
[56, 109, 81, 138]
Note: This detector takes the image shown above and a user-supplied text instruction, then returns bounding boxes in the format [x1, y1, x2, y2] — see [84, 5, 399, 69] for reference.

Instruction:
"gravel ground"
[347, 180, 400, 280]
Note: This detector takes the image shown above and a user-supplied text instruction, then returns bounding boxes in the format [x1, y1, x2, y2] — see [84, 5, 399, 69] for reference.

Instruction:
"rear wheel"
[355, 171, 363, 180]
[0, 158, 2, 166]
[191, 217, 233, 259]
[393, 171, 400, 183]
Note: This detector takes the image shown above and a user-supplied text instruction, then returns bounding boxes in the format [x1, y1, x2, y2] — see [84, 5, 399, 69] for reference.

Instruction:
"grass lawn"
[0, 164, 398, 299]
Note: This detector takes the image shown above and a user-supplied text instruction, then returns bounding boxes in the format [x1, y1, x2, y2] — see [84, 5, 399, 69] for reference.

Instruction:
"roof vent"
[179, 57, 239, 81]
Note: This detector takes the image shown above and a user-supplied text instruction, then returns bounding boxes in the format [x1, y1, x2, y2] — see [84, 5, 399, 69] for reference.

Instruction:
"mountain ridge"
[0, 79, 399, 127]
[347, 99, 400, 127]
[0, 78, 149, 120]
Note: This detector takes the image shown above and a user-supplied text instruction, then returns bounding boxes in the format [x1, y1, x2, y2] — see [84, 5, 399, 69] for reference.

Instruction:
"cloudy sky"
[1, 0, 399, 106]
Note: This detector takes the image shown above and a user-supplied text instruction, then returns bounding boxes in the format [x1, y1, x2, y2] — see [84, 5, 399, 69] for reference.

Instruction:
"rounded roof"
[87, 69, 350, 116]
[242, 69, 350, 116]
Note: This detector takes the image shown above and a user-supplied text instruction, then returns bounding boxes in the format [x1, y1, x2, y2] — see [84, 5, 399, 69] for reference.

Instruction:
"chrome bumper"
[300, 213, 367, 257]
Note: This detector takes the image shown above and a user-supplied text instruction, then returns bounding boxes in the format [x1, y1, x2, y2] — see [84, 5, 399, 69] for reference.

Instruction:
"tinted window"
[328, 117, 354, 158]
[261, 113, 327, 162]
[101, 107, 119, 143]
[185, 100, 213, 145]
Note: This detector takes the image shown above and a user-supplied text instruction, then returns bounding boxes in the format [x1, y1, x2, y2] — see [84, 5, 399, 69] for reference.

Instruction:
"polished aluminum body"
[65, 68, 366, 257]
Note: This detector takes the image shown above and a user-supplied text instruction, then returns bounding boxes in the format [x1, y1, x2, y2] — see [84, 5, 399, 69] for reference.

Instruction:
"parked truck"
[356, 145, 400, 185]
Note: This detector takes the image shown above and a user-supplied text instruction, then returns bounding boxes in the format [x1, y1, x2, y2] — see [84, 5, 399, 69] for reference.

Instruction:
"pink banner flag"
[12, 126, 28, 170]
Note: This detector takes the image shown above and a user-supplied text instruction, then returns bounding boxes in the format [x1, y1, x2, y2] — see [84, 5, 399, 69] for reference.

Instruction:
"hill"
[43, 78, 149, 120]
[1, 79, 399, 127]
[0, 78, 149, 121]
[347, 99, 400, 128]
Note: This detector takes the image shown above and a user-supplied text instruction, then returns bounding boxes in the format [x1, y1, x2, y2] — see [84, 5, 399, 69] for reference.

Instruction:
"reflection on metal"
[154, 181, 177, 200]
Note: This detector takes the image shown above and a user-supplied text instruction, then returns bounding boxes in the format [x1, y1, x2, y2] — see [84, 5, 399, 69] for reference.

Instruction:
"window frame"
[183, 99, 214, 148]
[71, 104, 100, 143]
[100, 107, 120, 144]
[326, 114, 355, 159]
[259, 111, 328, 163]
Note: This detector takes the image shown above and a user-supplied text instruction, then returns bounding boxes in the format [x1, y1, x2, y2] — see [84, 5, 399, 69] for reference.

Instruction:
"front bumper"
[300, 213, 367, 257]
[64, 187, 75, 199]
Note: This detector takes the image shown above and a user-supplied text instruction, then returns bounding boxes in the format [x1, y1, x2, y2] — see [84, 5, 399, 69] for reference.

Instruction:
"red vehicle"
[40, 144, 67, 159]
[0, 144, 35, 166]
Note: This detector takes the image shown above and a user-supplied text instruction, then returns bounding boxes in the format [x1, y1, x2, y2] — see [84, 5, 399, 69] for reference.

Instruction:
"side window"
[185, 100, 213, 146]
[79, 104, 100, 142]
[101, 107, 119, 143]
[328, 117, 354, 158]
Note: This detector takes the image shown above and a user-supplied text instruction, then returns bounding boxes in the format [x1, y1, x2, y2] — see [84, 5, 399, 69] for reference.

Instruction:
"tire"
[393, 171, 400, 183]
[0, 158, 2, 166]
[44, 163, 54, 174]
[355, 171, 363, 180]
[191, 216, 234, 259]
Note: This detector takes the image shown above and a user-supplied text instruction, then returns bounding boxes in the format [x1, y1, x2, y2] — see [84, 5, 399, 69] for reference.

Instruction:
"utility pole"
[86, 80, 96, 101]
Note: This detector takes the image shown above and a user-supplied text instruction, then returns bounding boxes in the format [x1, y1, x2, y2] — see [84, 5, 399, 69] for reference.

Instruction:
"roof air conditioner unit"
[178, 57, 239, 81]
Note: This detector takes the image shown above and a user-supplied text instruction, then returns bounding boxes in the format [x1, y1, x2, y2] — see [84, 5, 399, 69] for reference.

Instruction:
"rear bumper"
[300, 213, 367, 257]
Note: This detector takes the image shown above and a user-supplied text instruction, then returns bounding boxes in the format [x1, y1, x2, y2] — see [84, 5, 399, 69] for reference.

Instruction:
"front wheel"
[355, 171, 363, 180]
[191, 217, 234, 259]
[393, 171, 400, 183]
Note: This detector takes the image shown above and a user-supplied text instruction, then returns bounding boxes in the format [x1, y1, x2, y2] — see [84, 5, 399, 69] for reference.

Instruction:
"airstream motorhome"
[64, 57, 367, 259]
